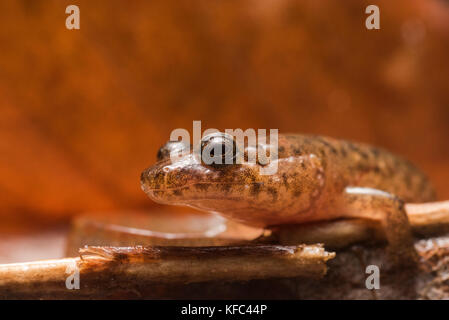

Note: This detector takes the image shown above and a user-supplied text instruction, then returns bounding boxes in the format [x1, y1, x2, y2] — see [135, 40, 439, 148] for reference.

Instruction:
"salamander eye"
[157, 141, 190, 161]
[200, 132, 237, 167]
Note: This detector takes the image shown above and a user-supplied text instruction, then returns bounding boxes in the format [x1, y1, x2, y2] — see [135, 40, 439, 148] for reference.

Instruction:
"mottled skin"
[141, 134, 436, 264]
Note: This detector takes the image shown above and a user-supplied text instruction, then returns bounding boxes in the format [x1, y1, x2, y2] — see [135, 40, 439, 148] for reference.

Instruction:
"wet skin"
[141, 134, 437, 264]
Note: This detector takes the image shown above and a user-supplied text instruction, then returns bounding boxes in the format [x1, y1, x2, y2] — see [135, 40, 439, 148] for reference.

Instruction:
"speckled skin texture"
[141, 134, 436, 262]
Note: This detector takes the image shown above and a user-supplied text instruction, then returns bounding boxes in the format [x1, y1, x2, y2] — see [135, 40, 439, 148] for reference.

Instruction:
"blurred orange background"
[1, 0, 449, 230]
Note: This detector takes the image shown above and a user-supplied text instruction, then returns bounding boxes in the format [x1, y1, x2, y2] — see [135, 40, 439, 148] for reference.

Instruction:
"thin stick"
[0, 244, 334, 299]
[407, 201, 449, 235]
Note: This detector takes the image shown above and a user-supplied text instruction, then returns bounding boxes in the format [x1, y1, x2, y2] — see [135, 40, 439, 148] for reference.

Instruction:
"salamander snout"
[140, 158, 192, 195]
[140, 147, 217, 204]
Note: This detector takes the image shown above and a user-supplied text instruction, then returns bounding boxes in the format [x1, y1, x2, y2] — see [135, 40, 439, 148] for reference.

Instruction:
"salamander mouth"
[142, 181, 260, 192]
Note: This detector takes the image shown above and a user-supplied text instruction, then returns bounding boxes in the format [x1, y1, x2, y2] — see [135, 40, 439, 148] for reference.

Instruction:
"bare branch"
[0, 244, 334, 299]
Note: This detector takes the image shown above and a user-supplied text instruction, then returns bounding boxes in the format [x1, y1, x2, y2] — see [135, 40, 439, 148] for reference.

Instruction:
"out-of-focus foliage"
[0, 0, 448, 225]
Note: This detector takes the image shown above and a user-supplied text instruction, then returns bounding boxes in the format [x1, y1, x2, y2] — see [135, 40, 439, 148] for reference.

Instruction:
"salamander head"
[140, 133, 325, 227]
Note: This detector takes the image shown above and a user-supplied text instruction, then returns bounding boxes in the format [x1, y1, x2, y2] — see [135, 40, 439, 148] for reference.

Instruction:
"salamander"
[141, 133, 437, 264]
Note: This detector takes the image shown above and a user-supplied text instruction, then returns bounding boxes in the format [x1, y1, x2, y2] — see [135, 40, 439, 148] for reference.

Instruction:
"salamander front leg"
[339, 187, 418, 267]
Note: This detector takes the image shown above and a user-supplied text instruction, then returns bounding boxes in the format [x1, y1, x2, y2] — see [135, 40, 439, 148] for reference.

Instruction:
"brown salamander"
[141, 133, 437, 264]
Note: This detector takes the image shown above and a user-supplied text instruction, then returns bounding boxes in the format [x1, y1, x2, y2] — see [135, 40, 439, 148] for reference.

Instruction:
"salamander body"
[141, 134, 435, 228]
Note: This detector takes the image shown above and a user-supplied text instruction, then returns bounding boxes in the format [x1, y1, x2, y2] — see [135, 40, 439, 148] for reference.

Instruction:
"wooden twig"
[0, 244, 334, 299]
[407, 201, 449, 235]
